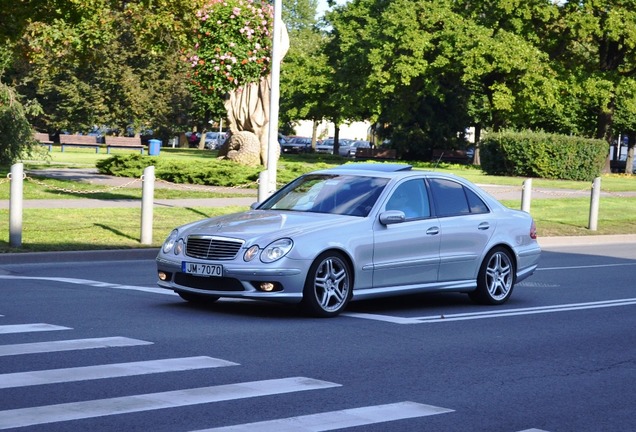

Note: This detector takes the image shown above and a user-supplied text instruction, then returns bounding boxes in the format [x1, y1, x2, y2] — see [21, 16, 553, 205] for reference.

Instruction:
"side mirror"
[250, 202, 260, 210]
[379, 210, 406, 225]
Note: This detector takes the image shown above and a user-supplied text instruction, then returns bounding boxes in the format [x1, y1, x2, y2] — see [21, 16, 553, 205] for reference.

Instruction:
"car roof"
[309, 163, 504, 208]
[314, 163, 473, 183]
[331, 163, 412, 172]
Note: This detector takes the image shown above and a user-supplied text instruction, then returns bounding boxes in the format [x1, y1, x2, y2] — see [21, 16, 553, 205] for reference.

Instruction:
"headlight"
[260, 239, 293, 263]
[244, 245, 260, 262]
[174, 239, 184, 255]
[162, 229, 179, 253]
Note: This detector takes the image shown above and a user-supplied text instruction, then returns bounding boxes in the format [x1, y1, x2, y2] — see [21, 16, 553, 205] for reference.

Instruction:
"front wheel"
[301, 251, 352, 318]
[469, 247, 515, 305]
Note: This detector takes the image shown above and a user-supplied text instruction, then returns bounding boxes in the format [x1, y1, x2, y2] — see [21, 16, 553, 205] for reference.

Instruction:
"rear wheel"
[301, 251, 352, 317]
[177, 291, 220, 305]
[469, 247, 515, 305]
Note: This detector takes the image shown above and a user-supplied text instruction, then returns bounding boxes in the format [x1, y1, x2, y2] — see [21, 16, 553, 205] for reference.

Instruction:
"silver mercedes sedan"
[156, 163, 541, 317]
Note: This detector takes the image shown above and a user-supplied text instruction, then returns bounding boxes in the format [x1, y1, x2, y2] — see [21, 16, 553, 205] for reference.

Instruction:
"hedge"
[480, 131, 607, 181]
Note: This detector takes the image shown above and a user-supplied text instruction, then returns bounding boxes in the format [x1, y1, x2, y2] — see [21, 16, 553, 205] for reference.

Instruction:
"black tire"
[177, 291, 220, 304]
[301, 251, 353, 318]
[469, 247, 515, 305]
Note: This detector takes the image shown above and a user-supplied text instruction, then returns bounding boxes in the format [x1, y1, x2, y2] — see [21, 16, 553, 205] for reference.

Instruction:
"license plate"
[182, 262, 223, 277]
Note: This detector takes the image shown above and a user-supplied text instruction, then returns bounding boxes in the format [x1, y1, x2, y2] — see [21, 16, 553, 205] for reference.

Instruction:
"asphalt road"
[0, 241, 634, 431]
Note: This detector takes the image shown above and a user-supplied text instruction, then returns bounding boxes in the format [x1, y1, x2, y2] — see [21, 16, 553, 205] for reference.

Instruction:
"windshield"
[259, 174, 389, 217]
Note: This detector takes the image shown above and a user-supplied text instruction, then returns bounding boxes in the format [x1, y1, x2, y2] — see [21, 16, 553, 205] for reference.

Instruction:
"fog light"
[259, 282, 275, 292]
[158, 271, 168, 281]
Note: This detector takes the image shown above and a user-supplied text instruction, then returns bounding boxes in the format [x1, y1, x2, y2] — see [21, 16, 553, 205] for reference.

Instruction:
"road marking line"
[196, 401, 454, 431]
[0, 275, 172, 295]
[0, 336, 152, 357]
[0, 323, 71, 335]
[537, 262, 636, 271]
[0, 356, 238, 389]
[517, 429, 551, 432]
[342, 313, 423, 324]
[0, 377, 341, 430]
[344, 298, 636, 324]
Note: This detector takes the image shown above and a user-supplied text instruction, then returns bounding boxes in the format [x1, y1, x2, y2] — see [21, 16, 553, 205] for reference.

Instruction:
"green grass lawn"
[1, 147, 635, 253]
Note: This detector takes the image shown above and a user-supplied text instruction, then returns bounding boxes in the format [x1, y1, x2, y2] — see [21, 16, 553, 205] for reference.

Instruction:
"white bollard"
[140, 166, 155, 244]
[521, 178, 532, 213]
[258, 170, 269, 203]
[9, 163, 24, 247]
[588, 177, 601, 231]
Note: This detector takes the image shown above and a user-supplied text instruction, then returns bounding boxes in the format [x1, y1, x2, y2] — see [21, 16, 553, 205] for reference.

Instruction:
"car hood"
[179, 210, 357, 243]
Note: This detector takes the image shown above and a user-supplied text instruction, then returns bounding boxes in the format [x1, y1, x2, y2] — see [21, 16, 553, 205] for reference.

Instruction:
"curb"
[0, 248, 160, 265]
[538, 234, 636, 248]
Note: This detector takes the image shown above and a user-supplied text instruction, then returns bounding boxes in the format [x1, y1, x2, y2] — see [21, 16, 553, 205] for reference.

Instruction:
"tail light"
[530, 221, 537, 240]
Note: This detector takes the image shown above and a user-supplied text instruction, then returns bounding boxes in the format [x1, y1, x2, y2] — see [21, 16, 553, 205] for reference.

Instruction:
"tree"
[279, 0, 330, 145]
[555, 1, 636, 145]
[185, 0, 274, 116]
[2, 0, 200, 139]
[0, 82, 40, 164]
[324, 0, 561, 159]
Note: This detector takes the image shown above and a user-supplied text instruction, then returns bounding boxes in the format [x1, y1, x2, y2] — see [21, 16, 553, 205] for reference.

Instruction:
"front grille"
[186, 236, 243, 260]
[174, 273, 244, 291]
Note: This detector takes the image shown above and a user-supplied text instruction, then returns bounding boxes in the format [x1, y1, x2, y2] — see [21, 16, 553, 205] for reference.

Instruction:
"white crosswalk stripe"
[0, 323, 71, 334]
[0, 356, 239, 389]
[196, 401, 454, 431]
[0, 336, 152, 357]
[0, 377, 341, 430]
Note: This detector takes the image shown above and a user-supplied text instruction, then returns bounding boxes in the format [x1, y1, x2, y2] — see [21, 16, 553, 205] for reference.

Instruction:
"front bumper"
[156, 256, 307, 303]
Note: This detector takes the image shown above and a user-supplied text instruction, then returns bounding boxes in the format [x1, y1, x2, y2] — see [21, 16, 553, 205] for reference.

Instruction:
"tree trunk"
[473, 125, 482, 166]
[333, 125, 340, 156]
[597, 98, 615, 174]
[311, 120, 318, 150]
[626, 132, 636, 174]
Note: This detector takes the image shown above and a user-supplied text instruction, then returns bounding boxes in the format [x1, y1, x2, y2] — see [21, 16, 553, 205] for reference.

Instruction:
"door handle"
[478, 222, 490, 230]
[426, 227, 440, 235]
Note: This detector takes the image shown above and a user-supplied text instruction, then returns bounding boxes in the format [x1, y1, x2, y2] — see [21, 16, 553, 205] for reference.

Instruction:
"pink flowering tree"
[187, 0, 273, 95]
[186, 0, 286, 166]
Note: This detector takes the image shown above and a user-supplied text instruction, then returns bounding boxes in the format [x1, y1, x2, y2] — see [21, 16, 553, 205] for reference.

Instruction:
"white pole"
[9, 163, 23, 247]
[258, 170, 269, 203]
[521, 178, 532, 213]
[141, 166, 155, 244]
[588, 177, 601, 231]
[265, 0, 283, 197]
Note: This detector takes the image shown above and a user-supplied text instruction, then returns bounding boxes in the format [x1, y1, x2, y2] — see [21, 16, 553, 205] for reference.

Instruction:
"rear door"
[428, 178, 495, 282]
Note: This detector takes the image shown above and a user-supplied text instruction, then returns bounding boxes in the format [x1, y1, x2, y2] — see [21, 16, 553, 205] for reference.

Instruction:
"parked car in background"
[315, 138, 354, 155]
[156, 163, 541, 317]
[342, 140, 371, 157]
[281, 136, 313, 154]
[610, 153, 636, 173]
[315, 138, 335, 154]
[204, 132, 227, 150]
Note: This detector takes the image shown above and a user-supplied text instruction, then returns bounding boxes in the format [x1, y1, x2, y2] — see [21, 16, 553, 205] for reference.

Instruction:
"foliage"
[0, 83, 38, 164]
[324, 0, 561, 156]
[185, 0, 274, 115]
[280, 28, 330, 126]
[555, 1, 636, 142]
[95, 153, 342, 188]
[4, 0, 636, 163]
[480, 130, 607, 181]
[3, 0, 199, 138]
[97, 154, 262, 187]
